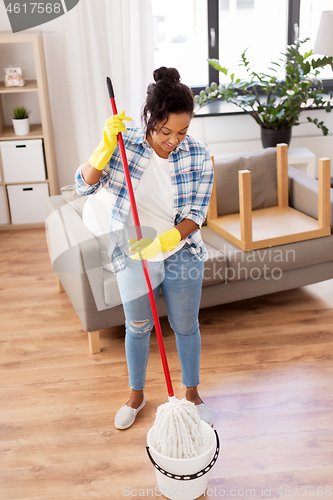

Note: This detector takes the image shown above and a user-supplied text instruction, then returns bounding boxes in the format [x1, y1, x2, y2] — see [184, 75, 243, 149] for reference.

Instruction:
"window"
[152, 0, 333, 92]
[210, 0, 299, 86]
[217, 0, 288, 83]
[152, 0, 208, 87]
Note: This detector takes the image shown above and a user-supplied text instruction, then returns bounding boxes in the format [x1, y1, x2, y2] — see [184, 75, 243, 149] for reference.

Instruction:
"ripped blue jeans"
[116, 246, 204, 390]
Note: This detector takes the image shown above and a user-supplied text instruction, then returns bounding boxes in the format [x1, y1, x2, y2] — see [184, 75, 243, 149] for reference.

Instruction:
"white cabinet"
[7, 183, 49, 224]
[0, 139, 46, 183]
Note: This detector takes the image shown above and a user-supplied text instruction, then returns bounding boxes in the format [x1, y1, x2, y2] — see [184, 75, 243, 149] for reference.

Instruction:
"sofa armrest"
[45, 196, 111, 326]
[288, 165, 333, 231]
[46, 198, 101, 268]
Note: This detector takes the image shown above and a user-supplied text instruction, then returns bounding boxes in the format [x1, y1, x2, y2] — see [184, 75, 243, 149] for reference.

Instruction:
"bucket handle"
[146, 430, 220, 481]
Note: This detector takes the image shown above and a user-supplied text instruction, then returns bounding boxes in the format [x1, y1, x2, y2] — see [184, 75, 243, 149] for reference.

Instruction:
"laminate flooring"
[1, 229, 333, 500]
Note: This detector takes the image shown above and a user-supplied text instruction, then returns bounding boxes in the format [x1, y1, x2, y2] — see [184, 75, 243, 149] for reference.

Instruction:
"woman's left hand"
[129, 228, 181, 260]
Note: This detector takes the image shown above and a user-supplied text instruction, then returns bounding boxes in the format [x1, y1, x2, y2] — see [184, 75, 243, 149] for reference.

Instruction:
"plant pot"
[261, 127, 292, 148]
[12, 118, 30, 136]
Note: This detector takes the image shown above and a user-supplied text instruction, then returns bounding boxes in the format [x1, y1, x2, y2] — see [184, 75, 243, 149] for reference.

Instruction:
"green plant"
[12, 105, 30, 120]
[195, 38, 333, 135]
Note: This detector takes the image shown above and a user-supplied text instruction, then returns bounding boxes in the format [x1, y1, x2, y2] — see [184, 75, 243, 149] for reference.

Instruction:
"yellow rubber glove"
[89, 111, 132, 171]
[129, 228, 181, 260]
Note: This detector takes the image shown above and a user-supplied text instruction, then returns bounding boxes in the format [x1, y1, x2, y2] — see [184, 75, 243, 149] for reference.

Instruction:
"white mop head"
[153, 398, 203, 459]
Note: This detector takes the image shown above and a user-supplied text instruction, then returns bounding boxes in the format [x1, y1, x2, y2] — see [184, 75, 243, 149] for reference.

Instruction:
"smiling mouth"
[165, 142, 175, 148]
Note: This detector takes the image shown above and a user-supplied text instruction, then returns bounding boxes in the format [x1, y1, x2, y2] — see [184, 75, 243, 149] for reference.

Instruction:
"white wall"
[1, 2, 333, 191]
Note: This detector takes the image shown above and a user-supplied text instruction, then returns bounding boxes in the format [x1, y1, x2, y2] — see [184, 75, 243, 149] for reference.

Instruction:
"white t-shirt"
[123, 149, 185, 261]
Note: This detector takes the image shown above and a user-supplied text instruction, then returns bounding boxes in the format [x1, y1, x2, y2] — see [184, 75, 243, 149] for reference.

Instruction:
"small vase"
[12, 118, 30, 136]
[261, 127, 292, 148]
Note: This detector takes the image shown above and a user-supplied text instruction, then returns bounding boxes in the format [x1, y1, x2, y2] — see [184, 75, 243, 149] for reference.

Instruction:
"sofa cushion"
[289, 165, 333, 229]
[202, 242, 228, 286]
[201, 225, 333, 282]
[61, 184, 87, 216]
[214, 148, 278, 216]
[46, 194, 67, 215]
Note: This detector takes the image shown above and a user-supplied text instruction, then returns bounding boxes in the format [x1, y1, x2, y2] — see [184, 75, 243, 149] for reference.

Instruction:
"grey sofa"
[45, 147, 333, 353]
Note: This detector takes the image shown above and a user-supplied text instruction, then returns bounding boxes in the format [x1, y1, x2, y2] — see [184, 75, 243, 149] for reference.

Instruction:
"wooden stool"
[207, 144, 331, 251]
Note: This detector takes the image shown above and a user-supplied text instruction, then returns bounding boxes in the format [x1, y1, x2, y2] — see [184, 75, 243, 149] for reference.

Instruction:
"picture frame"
[3, 65, 26, 87]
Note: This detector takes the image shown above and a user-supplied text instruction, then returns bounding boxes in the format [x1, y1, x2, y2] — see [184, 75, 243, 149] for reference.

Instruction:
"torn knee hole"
[130, 319, 149, 329]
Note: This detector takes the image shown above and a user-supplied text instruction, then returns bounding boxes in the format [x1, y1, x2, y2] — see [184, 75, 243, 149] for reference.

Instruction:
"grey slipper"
[114, 397, 146, 430]
[196, 401, 214, 427]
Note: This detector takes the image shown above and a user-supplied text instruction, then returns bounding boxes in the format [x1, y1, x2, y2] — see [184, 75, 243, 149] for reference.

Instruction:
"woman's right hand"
[89, 111, 132, 171]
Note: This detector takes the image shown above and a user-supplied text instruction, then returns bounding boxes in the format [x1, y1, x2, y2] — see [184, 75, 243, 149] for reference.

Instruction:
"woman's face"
[147, 112, 192, 158]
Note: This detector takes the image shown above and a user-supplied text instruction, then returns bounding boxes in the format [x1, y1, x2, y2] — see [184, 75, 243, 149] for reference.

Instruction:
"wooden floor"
[1, 228, 333, 500]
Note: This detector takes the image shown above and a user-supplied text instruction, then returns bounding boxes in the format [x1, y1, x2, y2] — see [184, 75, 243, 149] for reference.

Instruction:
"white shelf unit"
[0, 30, 59, 229]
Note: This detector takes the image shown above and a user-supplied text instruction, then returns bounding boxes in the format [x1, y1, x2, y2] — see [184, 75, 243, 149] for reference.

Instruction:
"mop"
[106, 77, 203, 458]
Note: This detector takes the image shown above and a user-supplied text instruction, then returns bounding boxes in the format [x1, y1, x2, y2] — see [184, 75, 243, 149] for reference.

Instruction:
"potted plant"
[12, 106, 30, 136]
[194, 38, 333, 147]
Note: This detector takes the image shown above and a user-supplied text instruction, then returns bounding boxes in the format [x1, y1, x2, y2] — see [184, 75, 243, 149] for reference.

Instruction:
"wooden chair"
[207, 143, 331, 251]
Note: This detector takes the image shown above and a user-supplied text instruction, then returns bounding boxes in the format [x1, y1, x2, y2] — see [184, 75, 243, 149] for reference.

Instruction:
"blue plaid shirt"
[75, 127, 214, 274]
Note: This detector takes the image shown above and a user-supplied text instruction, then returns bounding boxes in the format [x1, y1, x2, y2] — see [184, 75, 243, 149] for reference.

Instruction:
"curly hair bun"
[142, 67, 193, 133]
[153, 67, 181, 83]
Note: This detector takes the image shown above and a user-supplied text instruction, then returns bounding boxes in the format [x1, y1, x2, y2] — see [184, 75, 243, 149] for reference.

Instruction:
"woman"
[75, 67, 214, 430]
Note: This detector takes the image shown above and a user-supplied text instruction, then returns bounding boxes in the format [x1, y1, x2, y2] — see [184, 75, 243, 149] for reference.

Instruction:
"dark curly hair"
[142, 67, 194, 135]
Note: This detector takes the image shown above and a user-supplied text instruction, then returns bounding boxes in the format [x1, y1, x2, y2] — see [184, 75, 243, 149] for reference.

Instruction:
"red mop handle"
[106, 77, 174, 398]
